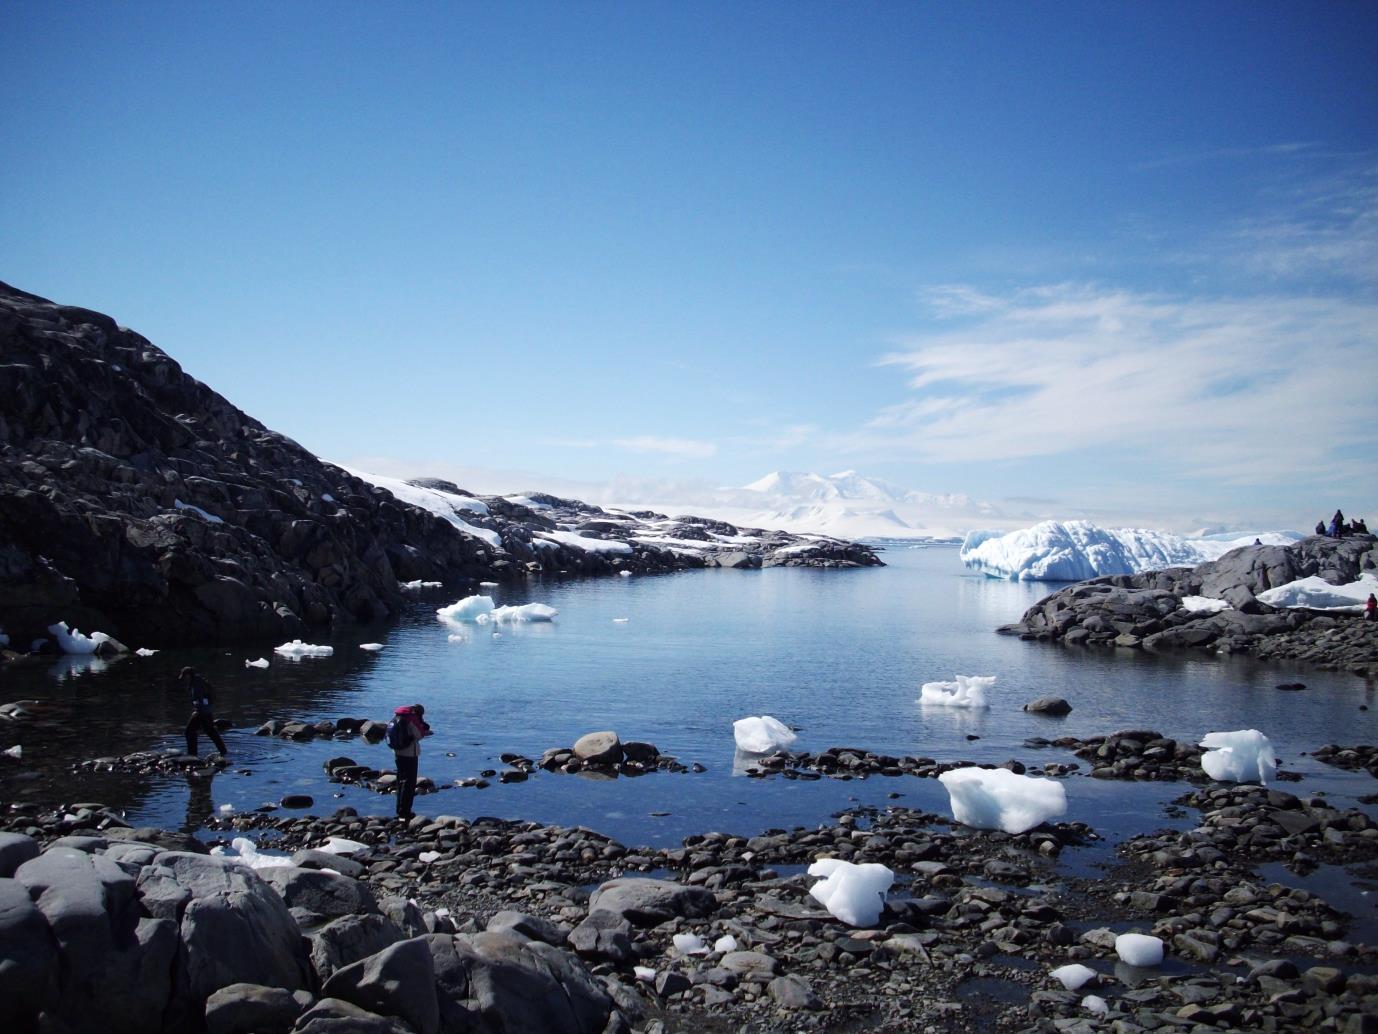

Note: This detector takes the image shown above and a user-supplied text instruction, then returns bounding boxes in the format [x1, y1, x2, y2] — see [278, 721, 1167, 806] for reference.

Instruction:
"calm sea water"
[3, 546, 1375, 853]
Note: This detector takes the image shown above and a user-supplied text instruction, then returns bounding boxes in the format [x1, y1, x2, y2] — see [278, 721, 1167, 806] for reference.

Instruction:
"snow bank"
[807, 858, 894, 927]
[733, 715, 797, 753]
[1199, 729, 1276, 784]
[1257, 572, 1378, 612]
[536, 530, 633, 554]
[960, 521, 1301, 581]
[273, 640, 334, 659]
[938, 766, 1068, 834]
[342, 467, 502, 547]
[1115, 933, 1164, 967]
[437, 595, 495, 624]
[174, 499, 224, 523]
[1181, 595, 1229, 614]
[245, 657, 270, 669]
[47, 622, 112, 655]
[1051, 964, 1097, 991]
[919, 674, 994, 708]
[489, 603, 558, 623]
[359, 642, 384, 651]
[211, 837, 293, 870]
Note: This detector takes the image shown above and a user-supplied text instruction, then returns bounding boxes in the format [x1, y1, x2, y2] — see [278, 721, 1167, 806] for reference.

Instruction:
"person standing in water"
[387, 703, 432, 820]
[179, 666, 228, 757]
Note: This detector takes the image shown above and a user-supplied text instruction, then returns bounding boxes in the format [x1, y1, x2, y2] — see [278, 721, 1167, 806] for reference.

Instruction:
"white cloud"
[867, 283, 1378, 487]
[611, 436, 718, 459]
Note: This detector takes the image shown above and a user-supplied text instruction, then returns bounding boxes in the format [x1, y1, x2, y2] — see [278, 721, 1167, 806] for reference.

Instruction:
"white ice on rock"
[1257, 572, 1378, 612]
[960, 521, 1302, 581]
[343, 467, 502, 548]
[437, 595, 496, 624]
[1181, 596, 1230, 614]
[733, 716, 797, 753]
[714, 934, 738, 953]
[938, 766, 1068, 834]
[672, 933, 708, 955]
[1051, 964, 1097, 991]
[48, 621, 112, 655]
[173, 498, 225, 524]
[245, 657, 270, 669]
[1199, 730, 1276, 784]
[919, 674, 994, 708]
[1115, 933, 1164, 967]
[535, 530, 633, 554]
[807, 858, 894, 927]
[1082, 995, 1109, 1015]
[400, 579, 443, 591]
[317, 836, 368, 856]
[273, 640, 334, 659]
[211, 837, 293, 870]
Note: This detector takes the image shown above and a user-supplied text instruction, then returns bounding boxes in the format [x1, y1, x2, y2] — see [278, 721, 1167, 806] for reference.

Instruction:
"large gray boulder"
[204, 982, 311, 1034]
[0, 832, 40, 877]
[567, 910, 633, 962]
[261, 865, 379, 922]
[292, 996, 413, 1033]
[0, 876, 59, 1022]
[587, 877, 716, 927]
[310, 913, 407, 981]
[320, 936, 439, 1034]
[572, 731, 622, 766]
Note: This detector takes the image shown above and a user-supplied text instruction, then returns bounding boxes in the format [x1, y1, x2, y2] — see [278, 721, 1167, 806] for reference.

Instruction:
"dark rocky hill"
[998, 535, 1378, 675]
[0, 282, 879, 650]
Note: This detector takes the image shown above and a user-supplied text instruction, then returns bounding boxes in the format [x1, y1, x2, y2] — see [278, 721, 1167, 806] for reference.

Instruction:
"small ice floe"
[1051, 963, 1097, 990]
[491, 632, 501, 639]
[47, 621, 112, 655]
[938, 766, 1067, 834]
[273, 640, 334, 659]
[919, 674, 993, 708]
[437, 595, 495, 624]
[1082, 995, 1109, 1015]
[714, 934, 737, 953]
[3, 745, 21, 759]
[612, 617, 629, 623]
[479, 581, 499, 588]
[359, 643, 385, 652]
[400, 579, 443, 592]
[447, 634, 466, 643]
[318, 836, 368, 856]
[672, 933, 708, 955]
[807, 858, 894, 927]
[245, 657, 270, 669]
[1199, 730, 1276, 784]
[135, 647, 158, 657]
[618, 570, 632, 577]
[1180, 595, 1229, 614]
[419, 850, 441, 864]
[218, 803, 234, 814]
[733, 715, 797, 753]
[1115, 933, 1163, 967]
[488, 603, 557, 623]
[211, 836, 293, 870]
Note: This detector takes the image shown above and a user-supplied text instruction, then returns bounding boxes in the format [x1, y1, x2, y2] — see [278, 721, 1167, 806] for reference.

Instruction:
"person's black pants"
[186, 709, 227, 757]
[395, 755, 419, 817]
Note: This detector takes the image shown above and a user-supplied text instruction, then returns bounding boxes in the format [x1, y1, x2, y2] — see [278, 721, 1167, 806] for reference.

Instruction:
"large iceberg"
[960, 521, 1301, 581]
[437, 595, 496, 624]
[1257, 573, 1378, 612]
[807, 858, 894, 927]
[47, 621, 112, 655]
[938, 766, 1068, 834]
[733, 715, 797, 753]
[919, 674, 994, 708]
[490, 603, 558, 623]
[1199, 729, 1276, 784]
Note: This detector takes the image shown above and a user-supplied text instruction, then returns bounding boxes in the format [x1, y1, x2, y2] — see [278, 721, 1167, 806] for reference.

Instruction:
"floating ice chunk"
[245, 657, 270, 669]
[437, 595, 495, 624]
[733, 715, 797, 753]
[1257, 572, 1378, 612]
[419, 851, 441, 864]
[1180, 595, 1229, 614]
[938, 766, 1068, 834]
[174, 498, 224, 523]
[318, 836, 368, 855]
[1051, 963, 1097, 990]
[479, 581, 499, 587]
[212, 836, 293, 870]
[714, 934, 737, 953]
[619, 571, 632, 577]
[48, 622, 112, 655]
[3, 745, 21, 759]
[135, 647, 158, 657]
[491, 632, 501, 639]
[273, 640, 334, 659]
[486, 603, 558, 623]
[218, 803, 234, 813]
[359, 643, 385, 651]
[807, 857, 894, 927]
[1199, 730, 1276, 784]
[673, 933, 708, 954]
[400, 579, 443, 591]
[447, 634, 466, 643]
[613, 617, 629, 623]
[919, 674, 994, 708]
[1115, 933, 1163, 967]
[1082, 995, 1109, 1015]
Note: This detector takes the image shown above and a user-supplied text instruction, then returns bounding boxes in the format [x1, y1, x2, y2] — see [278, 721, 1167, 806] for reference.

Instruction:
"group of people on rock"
[1315, 509, 1369, 538]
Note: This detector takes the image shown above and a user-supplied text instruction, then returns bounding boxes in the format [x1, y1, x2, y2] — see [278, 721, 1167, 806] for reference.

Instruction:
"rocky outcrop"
[997, 535, 1378, 675]
[0, 282, 880, 649]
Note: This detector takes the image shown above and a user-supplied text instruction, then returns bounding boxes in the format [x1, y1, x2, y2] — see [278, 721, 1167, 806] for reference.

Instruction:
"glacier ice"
[1051, 963, 1097, 990]
[48, 621, 112, 655]
[1115, 933, 1164, 967]
[437, 595, 496, 624]
[960, 521, 1302, 581]
[1199, 729, 1276, 784]
[919, 674, 994, 708]
[938, 766, 1068, 834]
[273, 640, 334, 659]
[807, 857, 894, 927]
[733, 715, 797, 753]
[1257, 572, 1378, 612]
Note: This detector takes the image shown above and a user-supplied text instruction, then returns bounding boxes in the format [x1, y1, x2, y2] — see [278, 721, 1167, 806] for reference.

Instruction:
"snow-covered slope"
[960, 520, 1303, 581]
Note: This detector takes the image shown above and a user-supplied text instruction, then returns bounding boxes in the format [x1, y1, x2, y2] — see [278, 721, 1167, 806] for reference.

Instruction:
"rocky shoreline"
[997, 535, 1378, 676]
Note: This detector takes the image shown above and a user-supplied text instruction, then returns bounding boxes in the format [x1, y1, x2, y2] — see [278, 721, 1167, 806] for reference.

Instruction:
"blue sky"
[3, 2, 1375, 529]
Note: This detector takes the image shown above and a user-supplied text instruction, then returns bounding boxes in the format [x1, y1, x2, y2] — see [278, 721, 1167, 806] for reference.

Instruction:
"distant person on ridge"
[1331, 509, 1345, 538]
[179, 666, 228, 758]
[1315, 520, 1326, 536]
[1366, 594, 1376, 622]
[387, 703, 432, 820]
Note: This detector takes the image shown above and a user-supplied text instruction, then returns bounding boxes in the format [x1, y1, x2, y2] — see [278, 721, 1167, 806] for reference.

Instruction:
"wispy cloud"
[863, 283, 1378, 487]
[1136, 141, 1319, 171]
[611, 436, 718, 459]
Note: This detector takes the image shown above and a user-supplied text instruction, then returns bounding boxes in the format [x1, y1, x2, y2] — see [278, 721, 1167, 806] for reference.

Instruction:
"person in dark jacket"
[390, 703, 432, 820]
[1366, 594, 1377, 622]
[180, 666, 228, 757]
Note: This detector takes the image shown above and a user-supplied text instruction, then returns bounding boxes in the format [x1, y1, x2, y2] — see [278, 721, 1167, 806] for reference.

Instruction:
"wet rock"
[1023, 697, 1072, 715]
[573, 732, 623, 767]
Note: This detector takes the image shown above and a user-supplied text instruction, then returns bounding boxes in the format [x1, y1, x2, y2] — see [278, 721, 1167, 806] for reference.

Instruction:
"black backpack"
[385, 716, 415, 750]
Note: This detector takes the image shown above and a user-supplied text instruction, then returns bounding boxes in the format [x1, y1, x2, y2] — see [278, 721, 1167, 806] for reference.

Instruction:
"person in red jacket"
[388, 703, 432, 820]
[1366, 594, 1376, 622]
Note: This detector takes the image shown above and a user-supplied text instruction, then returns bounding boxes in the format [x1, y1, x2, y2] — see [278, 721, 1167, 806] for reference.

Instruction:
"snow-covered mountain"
[960, 520, 1305, 581]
